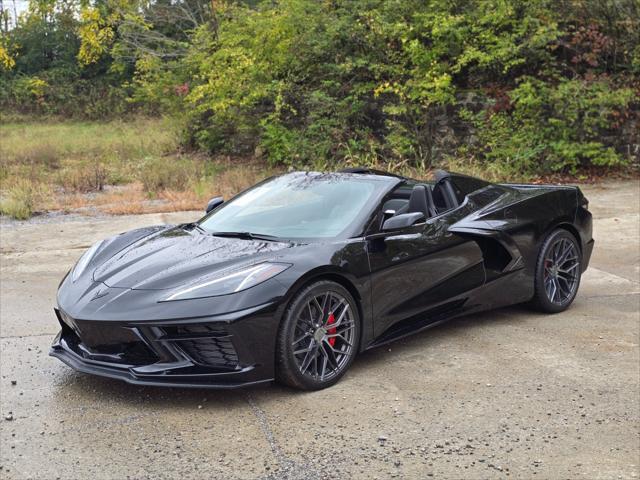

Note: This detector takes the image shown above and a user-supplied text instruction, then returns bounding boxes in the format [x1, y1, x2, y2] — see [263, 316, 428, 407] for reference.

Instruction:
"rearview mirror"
[382, 212, 425, 232]
[205, 196, 224, 213]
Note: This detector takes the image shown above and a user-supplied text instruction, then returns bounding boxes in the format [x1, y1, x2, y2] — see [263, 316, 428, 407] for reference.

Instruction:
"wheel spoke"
[294, 343, 314, 355]
[326, 331, 354, 347]
[557, 273, 576, 283]
[560, 256, 578, 266]
[324, 298, 345, 327]
[550, 278, 558, 302]
[292, 332, 311, 346]
[544, 276, 554, 298]
[295, 321, 311, 334]
[331, 303, 350, 329]
[321, 293, 330, 316]
[559, 263, 579, 274]
[321, 342, 340, 371]
[312, 297, 324, 323]
[326, 324, 355, 337]
[552, 240, 562, 263]
[556, 276, 570, 296]
[299, 345, 316, 374]
[313, 349, 320, 379]
[556, 240, 569, 264]
[307, 303, 316, 324]
[319, 351, 328, 381]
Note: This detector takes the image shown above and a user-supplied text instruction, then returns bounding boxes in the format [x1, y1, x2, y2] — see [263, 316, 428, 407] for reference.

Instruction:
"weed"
[138, 156, 202, 194]
[0, 179, 39, 219]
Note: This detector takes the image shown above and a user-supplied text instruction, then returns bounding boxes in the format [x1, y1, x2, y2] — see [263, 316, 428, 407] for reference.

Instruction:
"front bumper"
[49, 303, 280, 389]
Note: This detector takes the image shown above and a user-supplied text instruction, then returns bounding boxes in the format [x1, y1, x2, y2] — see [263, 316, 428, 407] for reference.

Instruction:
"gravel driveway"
[1, 180, 638, 479]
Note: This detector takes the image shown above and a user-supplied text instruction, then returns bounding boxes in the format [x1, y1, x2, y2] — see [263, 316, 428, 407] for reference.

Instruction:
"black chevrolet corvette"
[51, 169, 594, 390]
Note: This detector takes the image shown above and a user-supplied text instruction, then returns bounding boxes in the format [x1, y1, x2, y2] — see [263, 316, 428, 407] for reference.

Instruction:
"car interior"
[381, 170, 462, 222]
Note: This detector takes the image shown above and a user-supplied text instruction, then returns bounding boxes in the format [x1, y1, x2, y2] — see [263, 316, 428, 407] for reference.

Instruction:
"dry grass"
[0, 117, 283, 219]
[0, 117, 176, 166]
[46, 160, 282, 216]
[0, 180, 36, 219]
[0, 116, 178, 197]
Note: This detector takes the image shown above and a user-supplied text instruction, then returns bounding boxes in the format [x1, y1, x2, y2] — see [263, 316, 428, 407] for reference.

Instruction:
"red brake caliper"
[326, 312, 337, 347]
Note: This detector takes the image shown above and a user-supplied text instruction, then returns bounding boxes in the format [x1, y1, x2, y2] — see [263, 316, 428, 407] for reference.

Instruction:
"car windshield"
[199, 172, 388, 239]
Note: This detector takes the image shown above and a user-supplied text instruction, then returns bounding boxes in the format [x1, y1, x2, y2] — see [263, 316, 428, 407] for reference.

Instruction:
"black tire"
[531, 229, 582, 313]
[276, 280, 361, 390]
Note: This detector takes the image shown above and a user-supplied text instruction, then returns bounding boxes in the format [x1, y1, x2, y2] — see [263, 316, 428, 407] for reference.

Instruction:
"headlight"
[161, 262, 291, 302]
[71, 240, 104, 282]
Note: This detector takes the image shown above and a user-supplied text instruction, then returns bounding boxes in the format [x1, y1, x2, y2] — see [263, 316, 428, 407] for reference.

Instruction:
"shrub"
[465, 78, 635, 175]
[2, 0, 638, 177]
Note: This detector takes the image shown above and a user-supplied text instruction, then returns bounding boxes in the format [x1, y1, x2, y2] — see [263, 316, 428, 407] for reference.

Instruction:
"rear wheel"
[531, 229, 582, 313]
[276, 280, 360, 390]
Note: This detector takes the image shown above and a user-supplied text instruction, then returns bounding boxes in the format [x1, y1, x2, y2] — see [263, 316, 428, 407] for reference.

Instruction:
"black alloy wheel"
[532, 229, 582, 313]
[276, 280, 360, 390]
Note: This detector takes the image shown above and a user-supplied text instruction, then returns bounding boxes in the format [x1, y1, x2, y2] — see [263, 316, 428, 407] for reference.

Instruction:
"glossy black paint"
[51, 170, 594, 388]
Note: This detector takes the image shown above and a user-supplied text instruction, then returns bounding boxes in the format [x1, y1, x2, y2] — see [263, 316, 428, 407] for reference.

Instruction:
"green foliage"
[466, 78, 634, 175]
[0, 69, 130, 117]
[179, 0, 637, 172]
[1, 0, 638, 175]
[0, 0, 129, 118]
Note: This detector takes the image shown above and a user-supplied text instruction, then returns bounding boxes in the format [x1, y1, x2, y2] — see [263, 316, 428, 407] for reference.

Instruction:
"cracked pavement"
[1, 180, 639, 479]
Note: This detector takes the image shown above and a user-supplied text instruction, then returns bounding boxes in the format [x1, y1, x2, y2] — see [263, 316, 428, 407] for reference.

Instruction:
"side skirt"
[366, 268, 532, 350]
[366, 299, 467, 349]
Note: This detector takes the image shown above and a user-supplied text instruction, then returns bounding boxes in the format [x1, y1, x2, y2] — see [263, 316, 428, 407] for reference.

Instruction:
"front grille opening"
[57, 313, 158, 366]
[85, 341, 157, 365]
[176, 337, 239, 370]
[162, 324, 240, 370]
[164, 324, 228, 337]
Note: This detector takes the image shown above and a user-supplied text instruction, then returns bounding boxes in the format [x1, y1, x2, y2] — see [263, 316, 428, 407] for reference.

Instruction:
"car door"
[366, 204, 486, 339]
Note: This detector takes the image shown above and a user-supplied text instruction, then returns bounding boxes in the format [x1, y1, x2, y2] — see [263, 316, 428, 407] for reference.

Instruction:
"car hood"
[92, 226, 295, 290]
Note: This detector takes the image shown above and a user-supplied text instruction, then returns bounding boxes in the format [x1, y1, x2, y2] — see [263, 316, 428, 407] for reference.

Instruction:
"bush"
[2, 0, 638, 177]
[465, 78, 635, 175]
[0, 71, 131, 119]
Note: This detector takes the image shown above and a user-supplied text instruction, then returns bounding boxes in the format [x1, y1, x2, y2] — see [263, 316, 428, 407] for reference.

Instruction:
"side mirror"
[206, 196, 224, 213]
[382, 212, 425, 232]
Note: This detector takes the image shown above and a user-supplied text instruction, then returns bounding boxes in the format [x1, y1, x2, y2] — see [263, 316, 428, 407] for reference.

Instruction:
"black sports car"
[51, 169, 594, 390]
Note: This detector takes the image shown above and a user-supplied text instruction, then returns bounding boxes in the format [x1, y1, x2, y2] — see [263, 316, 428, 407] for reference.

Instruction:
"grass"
[0, 179, 39, 220]
[0, 116, 177, 187]
[1, 116, 626, 220]
[0, 116, 283, 219]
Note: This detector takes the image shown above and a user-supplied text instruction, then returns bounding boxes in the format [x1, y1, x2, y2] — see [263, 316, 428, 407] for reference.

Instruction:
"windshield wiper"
[209, 231, 282, 242]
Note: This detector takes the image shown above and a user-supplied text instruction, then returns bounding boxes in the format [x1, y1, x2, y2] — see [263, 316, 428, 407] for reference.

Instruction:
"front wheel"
[276, 280, 360, 390]
[531, 229, 582, 313]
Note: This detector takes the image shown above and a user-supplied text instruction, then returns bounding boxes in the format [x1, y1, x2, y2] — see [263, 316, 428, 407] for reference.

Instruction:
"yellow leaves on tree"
[0, 44, 16, 70]
[77, 7, 116, 65]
